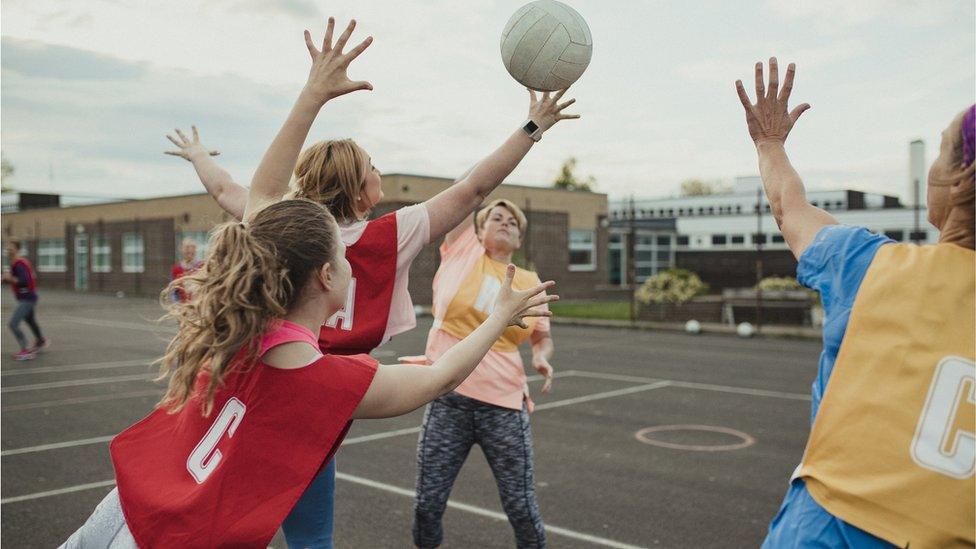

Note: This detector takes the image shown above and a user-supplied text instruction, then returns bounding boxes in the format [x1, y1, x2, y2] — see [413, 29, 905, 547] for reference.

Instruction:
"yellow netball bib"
[439, 255, 542, 353]
[799, 243, 976, 548]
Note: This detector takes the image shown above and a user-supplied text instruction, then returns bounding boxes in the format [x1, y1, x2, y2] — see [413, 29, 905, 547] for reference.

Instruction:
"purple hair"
[963, 104, 975, 168]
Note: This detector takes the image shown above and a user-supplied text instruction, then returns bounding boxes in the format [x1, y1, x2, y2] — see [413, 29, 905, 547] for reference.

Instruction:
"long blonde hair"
[157, 199, 339, 414]
[292, 139, 370, 222]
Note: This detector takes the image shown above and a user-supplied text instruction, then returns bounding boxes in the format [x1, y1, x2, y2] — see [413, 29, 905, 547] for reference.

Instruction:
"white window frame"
[122, 233, 145, 273]
[92, 235, 112, 273]
[37, 238, 67, 273]
[568, 229, 597, 272]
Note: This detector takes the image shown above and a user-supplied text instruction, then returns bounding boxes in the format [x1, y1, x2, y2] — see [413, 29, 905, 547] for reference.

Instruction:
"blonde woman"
[411, 199, 555, 548]
[164, 17, 578, 548]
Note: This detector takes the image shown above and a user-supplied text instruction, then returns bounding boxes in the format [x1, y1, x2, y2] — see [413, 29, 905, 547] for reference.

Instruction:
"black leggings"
[413, 392, 545, 548]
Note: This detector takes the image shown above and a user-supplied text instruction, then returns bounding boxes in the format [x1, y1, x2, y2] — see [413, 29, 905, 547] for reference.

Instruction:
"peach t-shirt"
[425, 224, 550, 411]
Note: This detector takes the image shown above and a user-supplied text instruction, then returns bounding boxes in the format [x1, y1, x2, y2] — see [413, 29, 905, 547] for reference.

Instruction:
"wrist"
[298, 88, 329, 109]
[755, 140, 786, 152]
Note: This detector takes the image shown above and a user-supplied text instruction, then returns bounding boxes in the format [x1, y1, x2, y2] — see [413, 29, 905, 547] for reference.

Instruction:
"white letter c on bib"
[187, 397, 246, 484]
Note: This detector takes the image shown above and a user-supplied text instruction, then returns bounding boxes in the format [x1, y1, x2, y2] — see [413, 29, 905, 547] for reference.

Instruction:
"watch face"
[524, 120, 539, 133]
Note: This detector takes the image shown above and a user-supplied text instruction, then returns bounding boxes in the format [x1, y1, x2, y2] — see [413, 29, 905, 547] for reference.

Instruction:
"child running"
[735, 58, 974, 547]
[412, 199, 555, 548]
[58, 199, 556, 548]
[3, 239, 47, 360]
[163, 17, 579, 548]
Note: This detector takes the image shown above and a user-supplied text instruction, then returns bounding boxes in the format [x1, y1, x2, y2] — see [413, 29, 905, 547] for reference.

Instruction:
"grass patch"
[549, 300, 632, 321]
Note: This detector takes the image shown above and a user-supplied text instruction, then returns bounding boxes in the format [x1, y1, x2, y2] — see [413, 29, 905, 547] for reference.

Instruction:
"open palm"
[303, 18, 374, 104]
[735, 57, 810, 145]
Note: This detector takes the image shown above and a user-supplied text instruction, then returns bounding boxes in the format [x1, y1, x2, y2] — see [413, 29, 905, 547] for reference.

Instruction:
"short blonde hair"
[475, 199, 527, 235]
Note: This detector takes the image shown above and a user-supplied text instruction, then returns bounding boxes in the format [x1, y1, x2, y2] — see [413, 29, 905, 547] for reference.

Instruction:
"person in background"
[3, 239, 47, 361]
[171, 237, 204, 302]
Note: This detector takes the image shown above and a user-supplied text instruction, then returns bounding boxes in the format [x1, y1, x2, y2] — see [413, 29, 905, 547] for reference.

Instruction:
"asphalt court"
[1, 291, 823, 547]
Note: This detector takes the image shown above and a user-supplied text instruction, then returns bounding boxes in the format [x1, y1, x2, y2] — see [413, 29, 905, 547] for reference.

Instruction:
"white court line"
[1, 359, 153, 377]
[2, 436, 116, 457]
[1, 390, 163, 412]
[1, 373, 155, 393]
[666, 380, 811, 401]
[534, 381, 671, 411]
[343, 427, 421, 445]
[336, 472, 648, 549]
[564, 370, 660, 384]
[60, 316, 176, 334]
[1, 480, 116, 505]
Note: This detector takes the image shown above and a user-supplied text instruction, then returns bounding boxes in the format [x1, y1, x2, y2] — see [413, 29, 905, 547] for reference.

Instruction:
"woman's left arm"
[531, 331, 554, 394]
[424, 89, 580, 242]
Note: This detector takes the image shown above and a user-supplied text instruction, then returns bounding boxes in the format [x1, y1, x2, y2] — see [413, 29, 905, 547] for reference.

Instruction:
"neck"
[937, 208, 976, 249]
[283, 299, 331, 336]
[485, 246, 514, 264]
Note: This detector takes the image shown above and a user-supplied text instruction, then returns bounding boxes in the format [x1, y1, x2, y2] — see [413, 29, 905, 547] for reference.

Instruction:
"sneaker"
[30, 338, 49, 353]
[14, 349, 36, 361]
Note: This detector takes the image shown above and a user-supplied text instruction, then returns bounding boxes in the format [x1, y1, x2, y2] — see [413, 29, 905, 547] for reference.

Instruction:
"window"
[753, 233, 768, 244]
[731, 235, 745, 244]
[698, 207, 704, 215]
[568, 230, 596, 271]
[884, 230, 904, 242]
[676, 235, 689, 246]
[38, 238, 66, 272]
[772, 234, 785, 243]
[92, 235, 112, 273]
[707, 206, 714, 214]
[123, 233, 145, 273]
[735, 205, 742, 214]
[667, 208, 674, 216]
[909, 230, 927, 242]
[711, 234, 727, 245]
[656, 235, 671, 247]
[678, 208, 685, 216]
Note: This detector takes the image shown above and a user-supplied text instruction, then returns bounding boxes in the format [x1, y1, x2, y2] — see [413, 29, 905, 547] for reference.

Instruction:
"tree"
[552, 157, 595, 192]
[1, 155, 14, 193]
[680, 178, 729, 197]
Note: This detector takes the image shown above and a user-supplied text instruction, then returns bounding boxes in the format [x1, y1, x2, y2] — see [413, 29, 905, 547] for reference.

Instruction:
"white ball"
[500, 0, 593, 91]
[736, 322, 755, 338]
[685, 320, 701, 334]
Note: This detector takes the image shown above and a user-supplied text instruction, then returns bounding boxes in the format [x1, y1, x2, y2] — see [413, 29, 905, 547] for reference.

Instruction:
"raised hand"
[492, 264, 558, 329]
[528, 88, 580, 133]
[735, 57, 811, 145]
[302, 18, 374, 105]
[164, 126, 219, 161]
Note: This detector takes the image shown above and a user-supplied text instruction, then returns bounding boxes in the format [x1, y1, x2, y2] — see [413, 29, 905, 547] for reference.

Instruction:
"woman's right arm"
[165, 126, 248, 221]
[352, 265, 558, 419]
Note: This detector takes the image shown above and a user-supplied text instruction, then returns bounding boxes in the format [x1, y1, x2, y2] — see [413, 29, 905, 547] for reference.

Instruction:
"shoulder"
[797, 225, 893, 299]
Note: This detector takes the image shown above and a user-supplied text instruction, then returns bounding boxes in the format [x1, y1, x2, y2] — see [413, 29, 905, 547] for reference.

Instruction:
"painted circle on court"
[634, 424, 756, 452]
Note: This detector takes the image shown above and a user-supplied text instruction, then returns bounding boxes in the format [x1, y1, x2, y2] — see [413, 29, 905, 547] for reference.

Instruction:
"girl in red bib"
[60, 198, 556, 548]
[163, 16, 579, 548]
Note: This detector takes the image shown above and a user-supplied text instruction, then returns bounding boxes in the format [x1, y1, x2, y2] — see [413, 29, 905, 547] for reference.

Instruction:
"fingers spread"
[504, 264, 517, 288]
[304, 29, 318, 58]
[789, 103, 811, 123]
[735, 80, 753, 110]
[166, 134, 182, 148]
[556, 98, 576, 111]
[322, 17, 335, 53]
[528, 88, 538, 104]
[553, 87, 569, 100]
[779, 62, 796, 102]
[191, 125, 200, 142]
[209, 150, 221, 156]
[558, 113, 581, 120]
[334, 19, 356, 55]
[343, 36, 373, 64]
[164, 151, 182, 156]
[767, 57, 779, 100]
[175, 128, 189, 143]
[754, 61, 765, 100]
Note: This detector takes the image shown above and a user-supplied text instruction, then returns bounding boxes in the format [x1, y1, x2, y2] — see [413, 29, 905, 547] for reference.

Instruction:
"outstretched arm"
[736, 57, 836, 259]
[165, 126, 248, 220]
[353, 265, 558, 419]
[425, 89, 580, 243]
[244, 18, 374, 221]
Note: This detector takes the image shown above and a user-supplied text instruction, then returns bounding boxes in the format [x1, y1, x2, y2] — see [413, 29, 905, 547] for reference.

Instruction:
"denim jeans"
[281, 457, 336, 549]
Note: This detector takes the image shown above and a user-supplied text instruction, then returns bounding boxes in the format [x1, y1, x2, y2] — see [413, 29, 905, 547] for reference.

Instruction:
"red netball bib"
[320, 212, 398, 355]
[111, 353, 377, 548]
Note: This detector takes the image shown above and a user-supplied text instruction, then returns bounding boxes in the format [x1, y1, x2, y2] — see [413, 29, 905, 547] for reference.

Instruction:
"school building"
[1, 174, 611, 305]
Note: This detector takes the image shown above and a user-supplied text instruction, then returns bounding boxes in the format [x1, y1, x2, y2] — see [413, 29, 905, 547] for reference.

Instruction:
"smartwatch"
[521, 119, 543, 142]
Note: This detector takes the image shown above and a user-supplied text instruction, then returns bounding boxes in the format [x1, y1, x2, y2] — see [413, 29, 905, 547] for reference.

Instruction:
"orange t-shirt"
[425, 225, 550, 411]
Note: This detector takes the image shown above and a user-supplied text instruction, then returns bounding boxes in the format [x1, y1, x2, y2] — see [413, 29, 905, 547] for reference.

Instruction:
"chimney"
[908, 139, 926, 207]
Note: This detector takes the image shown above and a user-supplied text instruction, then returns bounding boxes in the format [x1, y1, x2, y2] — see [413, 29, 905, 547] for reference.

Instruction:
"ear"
[317, 262, 334, 293]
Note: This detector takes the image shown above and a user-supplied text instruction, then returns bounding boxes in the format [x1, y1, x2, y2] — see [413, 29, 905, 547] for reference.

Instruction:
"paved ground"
[1, 291, 824, 548]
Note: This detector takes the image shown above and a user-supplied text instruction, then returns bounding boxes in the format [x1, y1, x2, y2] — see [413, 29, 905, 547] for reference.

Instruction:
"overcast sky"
[1, 0, 973, 202]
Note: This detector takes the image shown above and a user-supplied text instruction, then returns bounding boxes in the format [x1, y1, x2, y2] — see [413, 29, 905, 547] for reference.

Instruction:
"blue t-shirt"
[796, 225, 893, 423]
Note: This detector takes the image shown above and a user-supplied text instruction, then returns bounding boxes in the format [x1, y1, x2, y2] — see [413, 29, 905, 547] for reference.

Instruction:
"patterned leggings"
[413, 392, 546, 548]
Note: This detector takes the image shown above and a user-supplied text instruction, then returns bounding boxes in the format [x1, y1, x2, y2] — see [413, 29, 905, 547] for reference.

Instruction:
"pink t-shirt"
[425, 224, 550, 411]
[339, 203, 430, 346]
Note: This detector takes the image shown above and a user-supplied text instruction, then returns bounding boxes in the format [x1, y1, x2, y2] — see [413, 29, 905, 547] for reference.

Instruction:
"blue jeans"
[8, 299, 42, 350]
[282, 458, 336, 549]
